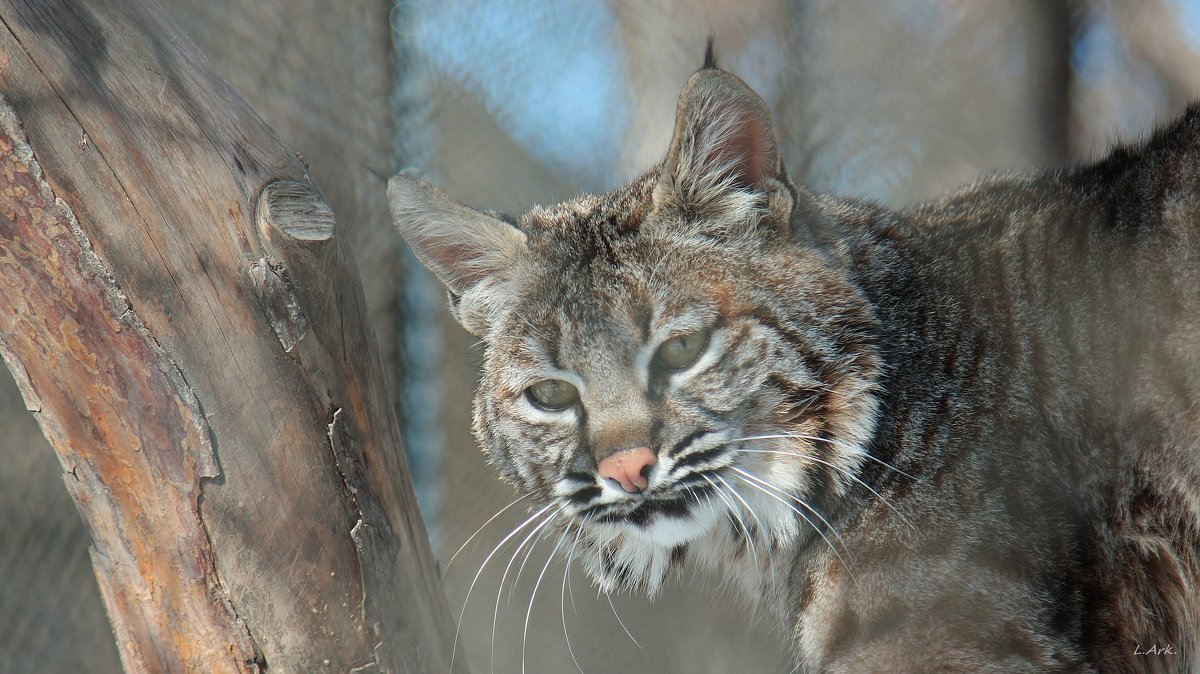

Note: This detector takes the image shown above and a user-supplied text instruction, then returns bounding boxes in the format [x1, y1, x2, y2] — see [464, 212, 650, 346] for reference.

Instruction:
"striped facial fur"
[390, 64, 880, 600]
[479, 191, 880, 598]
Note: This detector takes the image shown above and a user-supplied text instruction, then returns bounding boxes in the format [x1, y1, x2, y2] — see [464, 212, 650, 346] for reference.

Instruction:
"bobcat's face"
[472, 184, 879, 594]
[391, 64, 880, 595]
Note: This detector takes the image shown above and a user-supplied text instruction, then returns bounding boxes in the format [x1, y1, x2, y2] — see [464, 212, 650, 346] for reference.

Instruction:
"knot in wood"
[256, 179, 336, 243]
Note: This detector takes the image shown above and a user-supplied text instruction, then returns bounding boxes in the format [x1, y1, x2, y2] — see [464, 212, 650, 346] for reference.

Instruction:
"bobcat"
[389, 49, 1200, 672]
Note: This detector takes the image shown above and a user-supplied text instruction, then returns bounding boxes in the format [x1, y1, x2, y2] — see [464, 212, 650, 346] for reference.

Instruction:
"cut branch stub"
[247, 177, 336, 352]
[251, 179, 341, 351]
[256, 178, 337, 246]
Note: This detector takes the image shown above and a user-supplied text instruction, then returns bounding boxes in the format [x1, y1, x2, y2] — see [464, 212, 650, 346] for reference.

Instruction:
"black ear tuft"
[703, 37, 718, 70]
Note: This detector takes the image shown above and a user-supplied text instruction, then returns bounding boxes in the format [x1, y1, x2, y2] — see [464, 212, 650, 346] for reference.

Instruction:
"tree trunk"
[0, 1, 463, 671]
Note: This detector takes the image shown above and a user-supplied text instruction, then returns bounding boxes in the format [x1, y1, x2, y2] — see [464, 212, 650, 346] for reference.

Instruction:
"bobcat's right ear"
[388, 174, 526, 332]
[654, 67, 785, 227]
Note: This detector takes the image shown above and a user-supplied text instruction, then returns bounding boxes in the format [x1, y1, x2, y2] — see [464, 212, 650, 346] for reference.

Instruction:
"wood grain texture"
[159, 0, 405, 397]
[0, 1, 461, 671]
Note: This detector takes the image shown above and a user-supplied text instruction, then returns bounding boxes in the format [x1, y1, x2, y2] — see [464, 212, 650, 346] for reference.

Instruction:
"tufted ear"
[388, 174, 526, 334]
[654, 65, 784, 221]
[388, 174, 525, 294]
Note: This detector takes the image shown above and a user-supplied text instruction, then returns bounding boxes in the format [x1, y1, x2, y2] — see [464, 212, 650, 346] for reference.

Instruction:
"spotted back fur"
[390, 59, 1200, 672]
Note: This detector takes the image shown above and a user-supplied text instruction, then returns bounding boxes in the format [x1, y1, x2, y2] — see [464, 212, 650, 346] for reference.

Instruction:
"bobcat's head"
[390, 61, 881, 596]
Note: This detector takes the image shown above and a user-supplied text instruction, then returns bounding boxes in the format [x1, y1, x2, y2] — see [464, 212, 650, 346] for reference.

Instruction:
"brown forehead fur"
[497, 170, 809, 367]
[506, 168, 825, 316]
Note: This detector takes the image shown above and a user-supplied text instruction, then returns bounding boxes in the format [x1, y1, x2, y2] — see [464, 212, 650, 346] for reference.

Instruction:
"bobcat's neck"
[688, 518, 803, 627]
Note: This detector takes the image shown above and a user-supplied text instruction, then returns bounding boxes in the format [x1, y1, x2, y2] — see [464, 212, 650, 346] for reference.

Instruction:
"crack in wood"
[328, 408, 388, 674]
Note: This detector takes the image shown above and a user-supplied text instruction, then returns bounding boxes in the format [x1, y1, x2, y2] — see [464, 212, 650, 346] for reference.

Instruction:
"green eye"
[527, 379, 579, 410]
[656, 330, 711, 370]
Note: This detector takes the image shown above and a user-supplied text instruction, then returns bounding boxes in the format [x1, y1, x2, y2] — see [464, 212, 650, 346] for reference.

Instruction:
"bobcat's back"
[799, 104, 1200, 672]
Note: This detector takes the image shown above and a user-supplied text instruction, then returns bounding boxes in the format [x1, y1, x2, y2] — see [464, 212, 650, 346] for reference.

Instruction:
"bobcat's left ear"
[654, 66, 789, 231]
[388, 174, 526, 335]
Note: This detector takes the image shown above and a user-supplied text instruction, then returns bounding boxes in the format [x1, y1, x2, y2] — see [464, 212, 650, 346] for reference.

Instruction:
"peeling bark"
[0, 96, 262, 674]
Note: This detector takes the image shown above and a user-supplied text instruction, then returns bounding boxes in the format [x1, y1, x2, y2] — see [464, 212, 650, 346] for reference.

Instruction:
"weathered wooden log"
[0, 1, 462, 672]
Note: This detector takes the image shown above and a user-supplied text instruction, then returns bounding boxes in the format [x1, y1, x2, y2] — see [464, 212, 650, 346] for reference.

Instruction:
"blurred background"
[4, 0, 1200, 671]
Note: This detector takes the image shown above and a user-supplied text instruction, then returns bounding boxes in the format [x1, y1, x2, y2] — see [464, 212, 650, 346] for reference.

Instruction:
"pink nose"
[597, 446, 657, 494]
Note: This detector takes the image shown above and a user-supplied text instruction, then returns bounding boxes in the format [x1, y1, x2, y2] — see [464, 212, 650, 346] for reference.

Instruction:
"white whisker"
[790, 432, 916, 481]
[567, 547, 580, 620]
[714, 473, 768, 561]
[511, 510, 558, 602]
[560, 526, 587, 674]
[703, 473, 759, 567]
[452, 502, 555, 674]
[731, 469, 856, 583]
[857, 450, 918, 481]
[491, 506, 561, 672]
[731, 466, 848, 552]
[606, 591, 642, 649]
[734, 447, 916, 530]
[446, 493, 530, 572]
[523, 527, 571, 674]
[730, 432, 915, 481]
[717, 472, 781, 592]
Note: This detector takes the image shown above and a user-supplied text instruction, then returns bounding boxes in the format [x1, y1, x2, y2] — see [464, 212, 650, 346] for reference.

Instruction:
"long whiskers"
[716, 472, 782, 590]
[491, 506, 562, 672]
[452, 502, 555, 674]
[446, 493, 530, 572]
[560, 526, 587, 674]
[732, 430, 915, 529]
[730, 466, 847, 551]
[734, 447, 916, 530]
[523, 526, 571, 674]
[714, 472, 770, 557]
[731, 432, 915, 481]
[730, 467, 857, 583]
[703, 473, 759, 567]
[510, 509, 559, 602]
[606, 591, 642, 649]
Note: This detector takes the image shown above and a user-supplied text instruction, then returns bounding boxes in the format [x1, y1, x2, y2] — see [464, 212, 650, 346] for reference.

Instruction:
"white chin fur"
[626, 501, 720, 546]
[582, 500, 722, 596]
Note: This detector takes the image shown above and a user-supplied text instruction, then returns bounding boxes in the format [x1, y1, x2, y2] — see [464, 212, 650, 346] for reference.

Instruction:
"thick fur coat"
[390, 59, 1200, 672]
